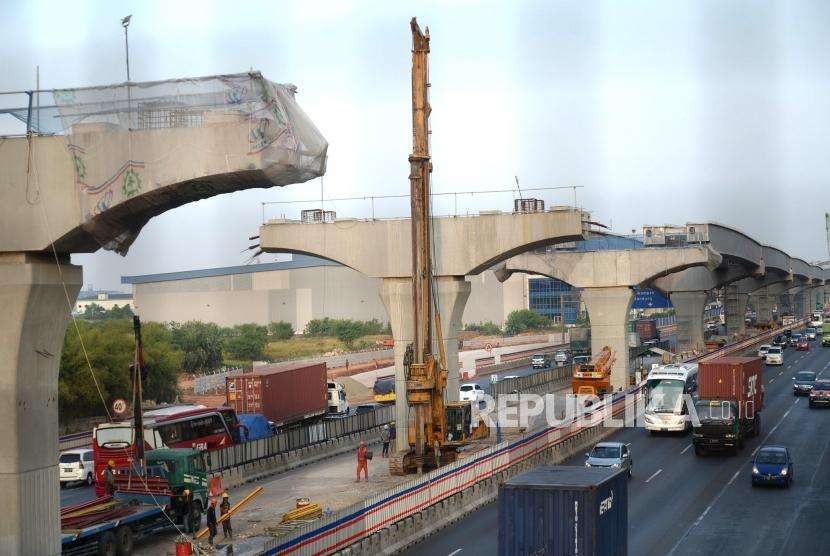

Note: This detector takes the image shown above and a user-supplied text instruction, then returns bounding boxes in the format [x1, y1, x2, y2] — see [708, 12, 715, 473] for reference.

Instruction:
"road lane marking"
[645, 469, 663, 483]
[448, 550, 462, 556]
[681, 444, 692, 455]
[770, 378, 775, 383]
[668, 394, 800, 555]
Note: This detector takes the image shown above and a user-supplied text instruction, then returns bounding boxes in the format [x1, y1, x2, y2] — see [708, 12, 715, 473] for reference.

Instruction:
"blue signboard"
[632, 287, 671, 309]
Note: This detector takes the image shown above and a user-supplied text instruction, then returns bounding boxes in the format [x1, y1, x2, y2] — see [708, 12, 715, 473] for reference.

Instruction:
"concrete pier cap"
[494, 244, 721, 390]
[0, 71, 328, 553]
[259, 207, 592, 450]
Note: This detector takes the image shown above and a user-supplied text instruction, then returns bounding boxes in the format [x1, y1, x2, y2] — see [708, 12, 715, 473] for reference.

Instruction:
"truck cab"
[692, 400, 759, 455]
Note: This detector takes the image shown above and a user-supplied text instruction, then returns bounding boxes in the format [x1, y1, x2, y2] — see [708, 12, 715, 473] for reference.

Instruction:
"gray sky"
[3, 0, 830, 291]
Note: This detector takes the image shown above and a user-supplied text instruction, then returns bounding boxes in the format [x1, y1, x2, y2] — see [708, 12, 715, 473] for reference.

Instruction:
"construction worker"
[433, 439, 441, 470]
[181, 488, 194, 534]
[380, 424, 391, 458]
[206, 499, 218, 545]
[220, 491, 233, 540]
[356, 440, 369, 482]
[102, 460, 116, 496]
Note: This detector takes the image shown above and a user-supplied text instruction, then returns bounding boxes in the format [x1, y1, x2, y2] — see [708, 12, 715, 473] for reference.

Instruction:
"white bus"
[644, 364, 698, 433]
[810, 312, 823, 328]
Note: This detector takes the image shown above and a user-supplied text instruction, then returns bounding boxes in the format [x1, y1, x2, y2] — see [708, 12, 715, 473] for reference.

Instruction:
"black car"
[793, 371, 816, 396]
[773, 335, 789, 349]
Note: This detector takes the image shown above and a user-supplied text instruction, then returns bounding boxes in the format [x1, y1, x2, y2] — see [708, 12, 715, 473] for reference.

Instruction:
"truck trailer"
[692, 356, 764, 456]
[226, 362, 328, 429]
[499, 465, 628, 556]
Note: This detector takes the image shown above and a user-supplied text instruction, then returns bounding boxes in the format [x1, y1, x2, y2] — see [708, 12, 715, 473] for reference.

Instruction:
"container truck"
[692, 356, 764, 456]
[499, 465, 627, 556]
[635, 318, 659, 342]
[226, 362, 327, 429]
[61, 448, 208, 556]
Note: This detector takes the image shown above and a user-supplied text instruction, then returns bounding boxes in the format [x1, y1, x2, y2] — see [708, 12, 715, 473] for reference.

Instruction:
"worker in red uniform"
[356, 440, 369, 482]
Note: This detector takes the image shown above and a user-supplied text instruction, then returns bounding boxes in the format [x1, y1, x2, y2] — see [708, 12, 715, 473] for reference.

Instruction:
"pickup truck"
[61, 448, 209, 555]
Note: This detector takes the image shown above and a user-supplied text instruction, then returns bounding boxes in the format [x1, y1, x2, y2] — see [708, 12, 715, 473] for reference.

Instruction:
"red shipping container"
[698, 356, 764, 418]
[226, 362, 327, 427]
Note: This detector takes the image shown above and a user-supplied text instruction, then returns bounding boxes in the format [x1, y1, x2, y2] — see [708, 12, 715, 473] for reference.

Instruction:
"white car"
[765, 346, 784, 366]
[554, 350, 569, 364]
[59, 448, 95, 487]
[459, 383, 485, 402]
[757, 344, 771, 360]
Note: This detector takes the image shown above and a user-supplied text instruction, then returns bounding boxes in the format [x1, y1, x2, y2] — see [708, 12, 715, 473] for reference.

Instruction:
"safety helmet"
[108, 460, 115, 467]
[222, 492, 229, 498]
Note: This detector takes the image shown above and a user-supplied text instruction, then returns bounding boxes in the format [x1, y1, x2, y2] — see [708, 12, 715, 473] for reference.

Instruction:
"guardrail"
[263, 386, 641, 555]
[688, 318, 809, 363]
[490, 365, 573, 397]
[206, 405, 396, 473]
[59, 431, 93, 452]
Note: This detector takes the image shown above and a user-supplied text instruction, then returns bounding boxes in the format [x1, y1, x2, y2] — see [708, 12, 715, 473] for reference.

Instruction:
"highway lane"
[404, 336, 830, 556]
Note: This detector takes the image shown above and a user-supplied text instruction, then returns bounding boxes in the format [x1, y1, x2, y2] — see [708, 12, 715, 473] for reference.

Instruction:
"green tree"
[223, 323, 268, 360]
[504, 309, 552, 336]
[170, 321, 224, 373]
[464, 321, 503, 336]
[268, 320, 295, 340]
[59, 319, 181, 422]
[334, 320, 363, 348]
[81, 303, 134, 321]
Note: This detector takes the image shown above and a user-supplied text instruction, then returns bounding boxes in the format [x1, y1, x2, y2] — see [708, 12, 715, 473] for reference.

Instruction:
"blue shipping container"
[498, 466, 628, 556]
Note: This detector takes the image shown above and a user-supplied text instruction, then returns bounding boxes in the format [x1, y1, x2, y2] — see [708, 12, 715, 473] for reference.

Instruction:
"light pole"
[121, 15, 132, 81]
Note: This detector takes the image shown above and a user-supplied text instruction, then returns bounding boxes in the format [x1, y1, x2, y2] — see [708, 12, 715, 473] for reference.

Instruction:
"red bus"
[91, 406, 240, 496]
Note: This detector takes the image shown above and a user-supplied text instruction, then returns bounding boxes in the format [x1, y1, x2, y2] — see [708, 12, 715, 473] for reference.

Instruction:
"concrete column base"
[580, 286, 633, 392]
[755, 291, 774, 326]
[0, 252, 82, 555]
[670, 291, 707, 352]
[724, 285, 747, 337]
[379, 276, 470, 452]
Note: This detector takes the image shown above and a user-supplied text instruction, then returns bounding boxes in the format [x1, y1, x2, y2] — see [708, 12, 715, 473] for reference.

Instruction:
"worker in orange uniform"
[356, 440, 369, 482]
[220, 491, 233, 539]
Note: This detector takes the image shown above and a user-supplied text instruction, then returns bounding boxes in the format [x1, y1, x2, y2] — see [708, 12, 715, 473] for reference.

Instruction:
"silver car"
[584, 441, 633, 478]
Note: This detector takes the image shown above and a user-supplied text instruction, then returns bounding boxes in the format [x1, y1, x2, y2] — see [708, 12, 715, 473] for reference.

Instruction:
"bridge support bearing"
[580, 286, 633, 392]
[0, 253, 82, 555]
[724, 285, 748, 338]
[670, 291, 707, 353]
[379, 276, 470, 452]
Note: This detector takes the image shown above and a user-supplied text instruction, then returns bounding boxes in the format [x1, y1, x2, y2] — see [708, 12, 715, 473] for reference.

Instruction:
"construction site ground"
[134, 380, 572, 555]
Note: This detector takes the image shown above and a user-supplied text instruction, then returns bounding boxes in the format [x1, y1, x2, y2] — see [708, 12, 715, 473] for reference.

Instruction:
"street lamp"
[121, 15, 132, 82]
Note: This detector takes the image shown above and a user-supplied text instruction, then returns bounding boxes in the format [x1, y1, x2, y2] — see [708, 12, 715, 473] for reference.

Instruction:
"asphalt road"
[60, 483, 96, 508]
[404, 335, 830, 556]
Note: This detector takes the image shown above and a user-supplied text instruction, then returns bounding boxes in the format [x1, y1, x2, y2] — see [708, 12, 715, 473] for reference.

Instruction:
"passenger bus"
[643, 364, 698, 433]
[91, 405, 241, 495]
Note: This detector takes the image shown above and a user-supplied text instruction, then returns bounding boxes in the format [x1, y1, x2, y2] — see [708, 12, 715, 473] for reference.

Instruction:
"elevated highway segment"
[0, 72, 327, 554]
[493, 245, 722, 390]
[403, 333, 830, 556]
[258, 207, 592, 451]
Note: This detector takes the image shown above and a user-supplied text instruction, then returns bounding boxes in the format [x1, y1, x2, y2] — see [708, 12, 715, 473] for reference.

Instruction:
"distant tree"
[268, 321, 295, 340]
[504, 309, 552, 336]
[170, 321, 224, 373]
[334, 320, 363, 348]
[223, 323, 268, 360]
[81, 303, 134, 321]
[464, 321, 503, 336]
[59, 319, 181, 422]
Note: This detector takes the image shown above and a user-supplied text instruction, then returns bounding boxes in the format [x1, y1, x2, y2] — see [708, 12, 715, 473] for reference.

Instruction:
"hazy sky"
[3, 0, 829, 291]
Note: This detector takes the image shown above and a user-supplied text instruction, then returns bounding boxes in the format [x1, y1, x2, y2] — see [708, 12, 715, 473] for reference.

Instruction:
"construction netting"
[10, 72, 327, 253]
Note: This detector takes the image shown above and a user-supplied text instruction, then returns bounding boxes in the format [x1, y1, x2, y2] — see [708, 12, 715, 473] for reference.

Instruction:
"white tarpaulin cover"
[25, 72, 327, 253]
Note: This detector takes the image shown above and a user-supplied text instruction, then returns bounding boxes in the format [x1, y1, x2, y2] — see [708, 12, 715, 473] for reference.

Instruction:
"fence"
[207, 405, 395, 473]
[58, 431, 93, 452]
[193, 367, 245, 395]
[490, 364, 572, 397]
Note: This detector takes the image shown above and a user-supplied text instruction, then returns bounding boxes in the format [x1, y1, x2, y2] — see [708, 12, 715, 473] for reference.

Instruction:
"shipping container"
[698, 356, 764, 417]
[635, 318, 659, 342]
[499, 466, 628, 556]
[226, 362, 327, 428]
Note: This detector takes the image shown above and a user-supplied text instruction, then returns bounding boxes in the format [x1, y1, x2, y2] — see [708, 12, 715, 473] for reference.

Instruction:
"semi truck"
[692, 356, 764, 456]
[226, 362, 328, 429]
[61, 448, 208, 555]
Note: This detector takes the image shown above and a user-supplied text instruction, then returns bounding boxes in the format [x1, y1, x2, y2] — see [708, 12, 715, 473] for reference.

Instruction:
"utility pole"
[121, 15, 132, 81]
